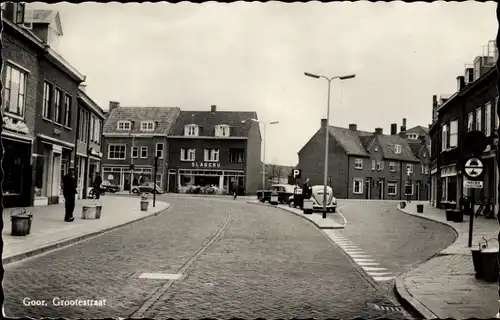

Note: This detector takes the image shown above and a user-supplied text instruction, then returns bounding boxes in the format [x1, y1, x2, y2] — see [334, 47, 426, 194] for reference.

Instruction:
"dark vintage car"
[100, 180, 120, 193]
[257, 184, 302, 204]
[131, 182, 164, 194]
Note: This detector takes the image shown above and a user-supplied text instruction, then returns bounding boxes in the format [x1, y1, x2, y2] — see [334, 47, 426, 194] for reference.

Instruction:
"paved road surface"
[333, 200, 457, 296]
[4, 197, 407, 319]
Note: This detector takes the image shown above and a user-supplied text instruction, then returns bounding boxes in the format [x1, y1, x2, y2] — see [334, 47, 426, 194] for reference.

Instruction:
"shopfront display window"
[3, 150, 24, 195]
[34, 155, 46, 197]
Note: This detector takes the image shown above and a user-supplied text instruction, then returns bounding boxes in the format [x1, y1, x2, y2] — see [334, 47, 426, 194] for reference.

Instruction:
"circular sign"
[107, 174, 114, 180]
[464, 130, 488, 156]
[463, 157, 484, 180]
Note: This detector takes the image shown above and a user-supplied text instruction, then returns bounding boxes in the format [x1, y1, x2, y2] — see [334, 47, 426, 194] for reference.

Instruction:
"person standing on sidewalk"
[231, 179, 239, 199]
[93, 173, 103, 200]
[302, 178, 311, 199]
[63, 168, 77, 222]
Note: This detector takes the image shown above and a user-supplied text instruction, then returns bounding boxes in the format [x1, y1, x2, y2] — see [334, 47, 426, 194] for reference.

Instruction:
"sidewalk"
[3, 196, 170, 265]
[396, 202, 499, 319]
[116, 191, 256, 201]
[247, 200, 346, 229]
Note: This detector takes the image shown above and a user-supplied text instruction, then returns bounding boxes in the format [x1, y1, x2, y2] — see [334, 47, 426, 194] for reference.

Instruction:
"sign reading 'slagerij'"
[191, 162, 221, 168]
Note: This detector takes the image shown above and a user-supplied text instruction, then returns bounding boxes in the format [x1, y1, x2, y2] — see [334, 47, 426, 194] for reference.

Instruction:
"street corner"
[394, 275, 437, 320]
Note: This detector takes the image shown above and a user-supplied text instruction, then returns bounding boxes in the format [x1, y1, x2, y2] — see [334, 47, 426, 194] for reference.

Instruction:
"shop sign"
[2, 116, 29, 134]
[192, 161, 221, 168]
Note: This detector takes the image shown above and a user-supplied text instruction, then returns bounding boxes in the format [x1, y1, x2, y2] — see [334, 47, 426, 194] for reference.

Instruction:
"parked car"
[257, 184, 301, 204]
[307, 185, 337, 212]
[131, 182, 164, 194]
[100, 180, 120, 193]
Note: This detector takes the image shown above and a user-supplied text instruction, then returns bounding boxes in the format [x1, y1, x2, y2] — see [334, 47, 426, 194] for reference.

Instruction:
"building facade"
[75, 86, 105, 199]
[297, 118, 430, 200]
[166, 105, 262, 195]
[430, 43, 499, 209]
[101, 103, 181, 191]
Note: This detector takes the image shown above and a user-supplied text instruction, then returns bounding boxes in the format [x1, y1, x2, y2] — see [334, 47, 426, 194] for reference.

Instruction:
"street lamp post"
[251, 119, 279, 195]
[304, 72, 356, 218]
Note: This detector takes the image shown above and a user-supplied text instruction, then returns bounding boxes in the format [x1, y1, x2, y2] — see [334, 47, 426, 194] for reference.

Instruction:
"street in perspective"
[2, 1, 500, 319]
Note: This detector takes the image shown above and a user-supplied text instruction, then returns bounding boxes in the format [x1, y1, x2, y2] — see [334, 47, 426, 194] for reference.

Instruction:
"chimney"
[210, 105, 217, 112]
[321, 118, 327, 128]
[109, 101, 120, 113]
[348, 124, 357, 131]
[374, 128, 383, 135]
[78, 84, 87, 93]
[456, 76, 465, 92]
[400, 118, 407, 132]
[390, 123, 397, 135]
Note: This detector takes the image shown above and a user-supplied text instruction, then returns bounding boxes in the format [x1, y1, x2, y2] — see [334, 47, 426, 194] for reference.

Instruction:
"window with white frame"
[117, 121, 131, 130]
[389, 162, 396, 172]
[449, 120, 458, 148]
[353, 178, 364, 194]
[108, 144, 126, 160]
[141, 121, 155, 131]
[204, 148, 219, 162]
[95, 119, 101, 144]
[42, 81, 52, 119]
[387, 182, 397, 195]
[486, 102, 492, 137]
[376, 161, 384, 171]
[90, 115, 95, 141]
[407, 134, 418, 139]
[156, 143, 164, 159]
[184, 124, 199, 136]
[354, 158, 363, 169]
[421, 164, 425, 174]
[371, 160, 376, 171]
[394, 144, 402, 154]
[3, 64, 28, 117]
[180, 148, 196, 161]
[467, 112, 474, 132]
[54, 88, 63, 124]
[140, 146, 148, 159]
[63, 94, 71, 127]
[425, 166, 429, 174]
[131, 146, 139, 158]
[406, 163, 413, 174]
[476, 107, 482, 131]
[215, 125, 230, 137]
[441, 124, 448, 150]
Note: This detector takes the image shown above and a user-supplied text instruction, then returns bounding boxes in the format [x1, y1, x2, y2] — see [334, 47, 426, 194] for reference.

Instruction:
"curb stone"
[3, 202, 172, 265]
[394, 203, 459, 320]
[246, 201, 346, 230]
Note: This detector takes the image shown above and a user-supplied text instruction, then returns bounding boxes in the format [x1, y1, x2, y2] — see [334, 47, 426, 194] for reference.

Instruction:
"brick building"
[429, 41, 499, 209]
[101, 103, 181, 192]
[166, 105, 262, 195]
[2, 4, 91, 207]
[297, 118, 430, 200]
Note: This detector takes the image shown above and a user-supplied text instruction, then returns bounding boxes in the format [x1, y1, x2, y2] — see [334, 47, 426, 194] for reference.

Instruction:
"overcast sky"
[33, 1, 497, 166]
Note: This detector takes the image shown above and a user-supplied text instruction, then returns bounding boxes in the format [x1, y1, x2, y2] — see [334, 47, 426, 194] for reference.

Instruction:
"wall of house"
[245, 120, 262, 194]
[347, 155, 372, 200]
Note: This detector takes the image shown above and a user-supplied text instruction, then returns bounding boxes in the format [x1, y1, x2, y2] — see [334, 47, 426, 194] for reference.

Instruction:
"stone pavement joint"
[246, 200, 346, 230]
[395, 201, 499, 319]
[3, 196, 170, 265]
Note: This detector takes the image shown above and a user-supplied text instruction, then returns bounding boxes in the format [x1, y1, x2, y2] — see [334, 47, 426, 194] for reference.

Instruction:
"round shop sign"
[107, 174, 114, 180]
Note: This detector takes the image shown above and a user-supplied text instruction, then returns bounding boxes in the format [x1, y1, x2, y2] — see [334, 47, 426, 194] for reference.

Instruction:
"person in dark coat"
[302, 178, 311, 199]
[93, 173, 103, 199]
[63, 168, 78, 222]
[231, 179, 239, 199]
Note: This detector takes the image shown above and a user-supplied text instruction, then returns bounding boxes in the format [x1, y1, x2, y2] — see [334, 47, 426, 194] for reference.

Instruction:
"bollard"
[140, 194, 149, 211]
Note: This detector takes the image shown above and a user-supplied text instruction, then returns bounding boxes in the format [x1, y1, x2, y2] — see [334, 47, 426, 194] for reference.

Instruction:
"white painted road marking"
[138, 273, 183, 280]
[323, 230, 396, 282]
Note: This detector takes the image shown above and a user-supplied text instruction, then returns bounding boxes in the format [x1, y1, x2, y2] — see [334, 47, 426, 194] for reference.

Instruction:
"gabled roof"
[26, 9, 63, 35]
[407, 140, 424, 157]
[103, 106, 181, 135]
[169, 110, 257, 137]
[328, 126, 371, 156]
[376, 135, 420, 162]
[403, 125, 429, 135]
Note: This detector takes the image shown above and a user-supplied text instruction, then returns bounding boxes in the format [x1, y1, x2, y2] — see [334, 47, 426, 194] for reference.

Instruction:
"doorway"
[416, 181, 421, 201]
[168, 171, 176, 192]
[378, 179, 384, 200]
[365, 178, 372, 199]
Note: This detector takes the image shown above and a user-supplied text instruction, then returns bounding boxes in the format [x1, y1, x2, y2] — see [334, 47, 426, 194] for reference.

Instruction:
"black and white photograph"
[1, 0, 500, 319]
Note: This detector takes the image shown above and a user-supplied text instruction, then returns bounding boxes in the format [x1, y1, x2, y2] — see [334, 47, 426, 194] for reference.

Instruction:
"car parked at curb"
[131, 182, 164, 194]
[307, 185, 337, 213]
[257, 184, 301, 204]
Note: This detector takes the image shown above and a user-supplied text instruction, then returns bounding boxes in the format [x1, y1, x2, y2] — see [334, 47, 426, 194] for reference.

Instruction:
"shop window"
[229, 149, 244, 163]
[3, 144, 24, 195]
[34, 155, 45, 197]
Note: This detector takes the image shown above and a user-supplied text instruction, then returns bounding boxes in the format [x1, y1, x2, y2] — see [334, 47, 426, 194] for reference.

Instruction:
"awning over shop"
[2, 130, 34, 144]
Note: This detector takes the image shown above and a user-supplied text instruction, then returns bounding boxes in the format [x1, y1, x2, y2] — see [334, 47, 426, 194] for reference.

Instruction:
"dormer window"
[141, 121, 155, 132]
[184, 124, 199, 136]
[408, 134, 419, 139]
[117, 121, 131, 131]
[215, 125, 230, 137]
[394, 144, 402, 154]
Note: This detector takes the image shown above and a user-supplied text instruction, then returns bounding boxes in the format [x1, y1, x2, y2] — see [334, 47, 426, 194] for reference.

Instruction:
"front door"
[379, 179, 384, 200]
[168, 173, 176, 192]
[365, 178, 371, 199]
[416, 181, 421, 201]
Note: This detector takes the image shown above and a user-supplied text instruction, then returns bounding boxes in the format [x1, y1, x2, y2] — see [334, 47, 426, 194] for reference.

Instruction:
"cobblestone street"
[4, 197, 405, 319]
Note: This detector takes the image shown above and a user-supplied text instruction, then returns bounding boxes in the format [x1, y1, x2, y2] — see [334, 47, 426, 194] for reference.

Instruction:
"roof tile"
[103, 106, 181, 135]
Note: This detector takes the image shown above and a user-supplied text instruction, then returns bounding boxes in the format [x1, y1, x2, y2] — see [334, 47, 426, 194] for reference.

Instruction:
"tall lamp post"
[251, 119, 279, 195]
[304, 72, 356, 218]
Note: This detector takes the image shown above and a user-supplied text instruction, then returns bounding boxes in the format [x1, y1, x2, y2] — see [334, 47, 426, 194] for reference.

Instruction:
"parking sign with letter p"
[293, 169, 302, 179]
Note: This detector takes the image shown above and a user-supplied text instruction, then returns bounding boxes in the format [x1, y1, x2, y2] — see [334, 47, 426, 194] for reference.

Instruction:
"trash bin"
[303, 199, 313, 214]
[445, 209, 454, 221]
[82, 205, 98, 219]
[471, 248, 483, 279]
[416, 204, 423, 213]
[269, 191, 279, 205]
[95, 205, 102, 219]
[481, 248, 499, 282]
[294, 193, 304, 209]
[141, 199, 149, 211]
[11, 211, 32, 236]
[400, 201, 406, 209]
[452, 209, 463, 222]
